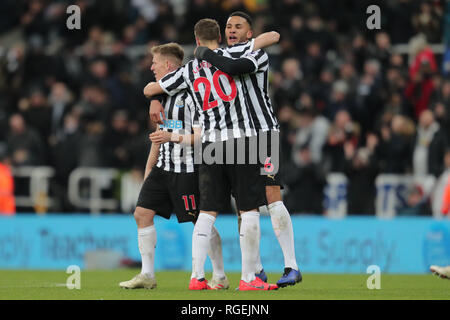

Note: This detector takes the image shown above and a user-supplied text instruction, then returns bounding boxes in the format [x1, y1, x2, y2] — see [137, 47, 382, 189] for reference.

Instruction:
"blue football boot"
[255, 269, 268, 282]
[276, 267, 302, 287]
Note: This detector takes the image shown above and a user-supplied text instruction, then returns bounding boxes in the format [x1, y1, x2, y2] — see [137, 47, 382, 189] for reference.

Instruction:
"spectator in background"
[301, 42, 325, 82]
[430, 80, 450, 142]
[323, 79, 350, 121]
[397, 184, 432, 216]
[413, 110, 447, 178]
[76, 119, 107, 168]
[290, 15, 306, 54]
[353, 59, 384, 134]
[105, 110, 131, 169]
[125, 117, 152, 170]
[19, 88, 52, 156]
[276, 104, 297, 166]
[292, 105, 329, 165]
[283, 144, 326, 214]
[51, 112, 82, 212]
[73, 84, 112, 125]
[377, 114, 415, 174]
[20, 0, 47, 42]
[302, 15, 335, 54]
[85, 59, 125, 109]
[6, 113, 45, 166]
[0, 0, 21, 35]
[343, 133, 379, 215]
[0, 144, 15, 215]
[53, 112, 82, 183]
[23, 34, 67, 89]
[338, 62, 358, 104]
[405, 34, 437, 120]
[183, 0, 223, 42]
[370, 32, 392, 70]
[272, 0, 303, 31]
[382, 92, 409, 119]
[309, 67, 335, 114]
[322, 110, 359, 173]
[48, 82, 74, 146]
[388, 0, 414, 44]
[412, 1, 443, 44]
[351, 33, 370, 74]
[273, 57, 303, 107]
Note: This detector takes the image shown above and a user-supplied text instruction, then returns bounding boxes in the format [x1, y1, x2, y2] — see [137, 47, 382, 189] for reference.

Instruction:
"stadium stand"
[0, 0, 448, 216]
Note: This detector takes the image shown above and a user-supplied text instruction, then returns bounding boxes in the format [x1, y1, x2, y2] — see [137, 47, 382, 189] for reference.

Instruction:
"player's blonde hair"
[150, 43, 184, 65]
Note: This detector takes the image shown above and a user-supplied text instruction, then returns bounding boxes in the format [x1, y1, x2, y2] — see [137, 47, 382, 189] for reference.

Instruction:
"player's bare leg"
[119, 206, 157, 289]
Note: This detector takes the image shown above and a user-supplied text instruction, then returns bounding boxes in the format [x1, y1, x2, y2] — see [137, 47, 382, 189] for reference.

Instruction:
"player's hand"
[194, 46, 208, 60]
[149, 130, 172, 144]
[149, 100, 166, 125]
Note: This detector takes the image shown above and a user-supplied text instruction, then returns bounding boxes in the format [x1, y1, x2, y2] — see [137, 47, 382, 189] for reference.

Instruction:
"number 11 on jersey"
[182, 195, 197, 210]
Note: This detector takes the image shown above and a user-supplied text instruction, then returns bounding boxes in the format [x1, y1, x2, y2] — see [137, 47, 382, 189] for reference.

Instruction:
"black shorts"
[199, 137, 266, 212]
[257, 130, 283, 188]
[136, 166, 199, 223]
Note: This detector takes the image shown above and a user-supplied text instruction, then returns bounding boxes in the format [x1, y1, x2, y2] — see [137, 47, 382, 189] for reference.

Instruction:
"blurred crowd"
[0, 0, 449, 215]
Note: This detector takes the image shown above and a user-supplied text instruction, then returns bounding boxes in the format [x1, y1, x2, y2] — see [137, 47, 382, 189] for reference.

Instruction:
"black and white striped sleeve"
[196, 47, 257, 75]
[186, 93, 200, 129]
[225, 39, 255, 58]
[243, 49, 269, 73]
[158, 66, 188, 96]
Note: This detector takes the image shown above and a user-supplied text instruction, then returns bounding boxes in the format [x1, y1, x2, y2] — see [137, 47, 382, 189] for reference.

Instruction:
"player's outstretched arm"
[253, 31, 280, 51]
[195, 47, 256, 76]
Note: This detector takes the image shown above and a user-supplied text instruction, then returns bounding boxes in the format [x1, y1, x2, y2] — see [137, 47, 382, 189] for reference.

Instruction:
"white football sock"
[240, 211, 260, 283]
[192, 213, 215, 280]
[268, 201, 298, 270]
[138, 225, 156, 278]
[208, 225, 225, 279]
[255, 243, 263, 273]
[239, 214, 263, 273]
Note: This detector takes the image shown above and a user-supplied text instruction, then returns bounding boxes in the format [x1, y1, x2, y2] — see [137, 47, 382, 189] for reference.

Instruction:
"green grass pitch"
[0, 269, 449, 300]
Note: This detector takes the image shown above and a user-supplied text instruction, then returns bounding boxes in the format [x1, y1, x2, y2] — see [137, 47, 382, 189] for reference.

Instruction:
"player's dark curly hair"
[229, 11, 253, 28]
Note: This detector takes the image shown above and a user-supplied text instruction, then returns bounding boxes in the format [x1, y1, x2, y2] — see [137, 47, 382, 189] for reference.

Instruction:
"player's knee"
[266, 186, 282, 204]
[133, 207, 155, 227]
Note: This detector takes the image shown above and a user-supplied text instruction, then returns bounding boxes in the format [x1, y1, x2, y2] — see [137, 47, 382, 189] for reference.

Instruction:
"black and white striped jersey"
[158, 51, 259, 143]
[223, 39, 280, 132]
[155, 91, 199, 173]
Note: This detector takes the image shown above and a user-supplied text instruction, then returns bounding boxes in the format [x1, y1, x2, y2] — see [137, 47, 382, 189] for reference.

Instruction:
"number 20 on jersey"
[193, 70, 237, 111]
